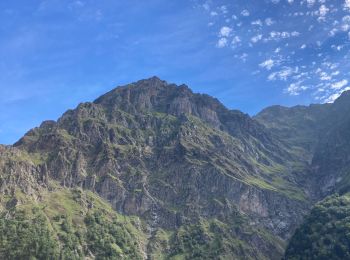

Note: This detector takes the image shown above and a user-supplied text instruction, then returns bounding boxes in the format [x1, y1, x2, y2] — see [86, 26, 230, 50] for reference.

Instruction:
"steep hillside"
[256, 92, 350, 259]
[284, 193, 350, 260]
[256, 90, 350, 199]
[255, 104, 328, 159]
[0, 188, 146, 259]
[0, 188, 286, 260]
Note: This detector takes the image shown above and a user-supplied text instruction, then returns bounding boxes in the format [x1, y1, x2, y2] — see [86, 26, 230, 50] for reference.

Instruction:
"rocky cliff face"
[3, 77, 350, 259]
[0, 145, 47, 200]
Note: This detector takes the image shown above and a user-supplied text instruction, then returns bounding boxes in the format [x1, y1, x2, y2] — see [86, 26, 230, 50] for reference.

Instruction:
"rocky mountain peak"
[92, 77, 237, 129]
[95, 77, 204, 112]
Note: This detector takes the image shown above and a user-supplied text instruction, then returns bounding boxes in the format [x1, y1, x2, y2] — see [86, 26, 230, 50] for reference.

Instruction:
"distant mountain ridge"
[1, 76, 350, 259]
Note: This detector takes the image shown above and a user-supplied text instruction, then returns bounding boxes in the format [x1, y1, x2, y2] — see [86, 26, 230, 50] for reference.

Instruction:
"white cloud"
[219, 26, 232, 37]
[287, 83, 299, 95]
[269, 31, 280, 39]
[325, 87, 350, 103]
[200, 0, 350, 102]
[325, 93, 341, 103]
[286, 82, 306, 95]
[345, 0, 350, 11]
[220, 5, 228, 14]
[318, 5, 329, 17]
[251, 20, 263, 26]
[329, 28, 338, 36]
[291, 31, 300, 37]
[231, 36, 241, 46]
[241, 10, 250, 16]
[267, 31, 300, 41]
[342, 16, 350, 31]
[259, 59, 275, 70]
[251, 34, 263, 43]
[343, 15, 350, 23]
[217, 38, 228, 48]
[239, 53, 248, 62]
[268, 67, 294, 81]
[281, 32, 290, 38]
[320, 71, 331, 81]
[265, 18, 275, 26]
[333, 45, 344, 51]
[318, 5, 329, 21]
[331, 79, 348, 90]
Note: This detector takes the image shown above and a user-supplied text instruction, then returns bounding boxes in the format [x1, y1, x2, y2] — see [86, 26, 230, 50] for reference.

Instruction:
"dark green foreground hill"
[285, 194, 350, 260]
[2, 77, 350, 259]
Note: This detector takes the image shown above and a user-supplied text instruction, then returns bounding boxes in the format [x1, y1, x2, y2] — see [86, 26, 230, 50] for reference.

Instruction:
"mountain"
[1, 76, 350, 259]
[256, 91, 350, 198]
[256, 91, 350, 259]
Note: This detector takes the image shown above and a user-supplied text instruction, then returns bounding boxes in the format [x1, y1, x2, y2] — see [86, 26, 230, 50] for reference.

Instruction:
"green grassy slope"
[0, 188, 146, 260]
[0, 187, 284, 260]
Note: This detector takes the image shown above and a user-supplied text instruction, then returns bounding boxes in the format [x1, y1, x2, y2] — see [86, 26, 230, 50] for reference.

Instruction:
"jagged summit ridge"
[94, 76, 228, 125]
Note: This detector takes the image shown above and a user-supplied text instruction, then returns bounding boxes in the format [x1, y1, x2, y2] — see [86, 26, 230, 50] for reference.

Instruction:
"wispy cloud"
[199, 0, 350, 103]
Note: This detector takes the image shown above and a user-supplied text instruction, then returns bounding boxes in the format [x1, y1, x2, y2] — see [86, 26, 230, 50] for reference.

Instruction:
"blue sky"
[1, 0, 350, 144]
